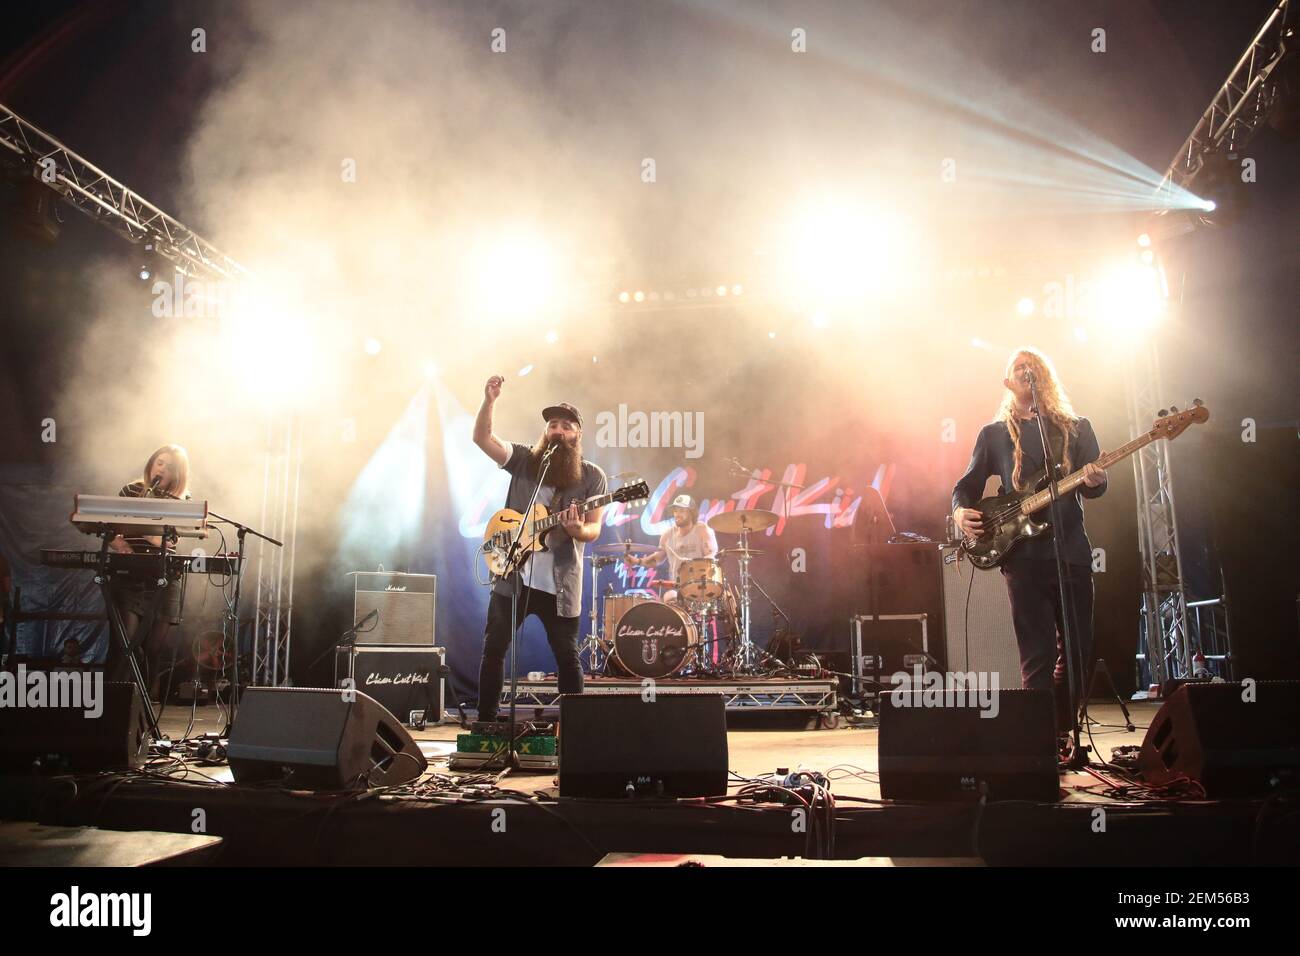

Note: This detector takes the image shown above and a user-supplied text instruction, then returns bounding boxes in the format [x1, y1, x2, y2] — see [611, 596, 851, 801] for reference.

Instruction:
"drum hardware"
[707, 508, 780, 673]
[591, 541, 657, 556]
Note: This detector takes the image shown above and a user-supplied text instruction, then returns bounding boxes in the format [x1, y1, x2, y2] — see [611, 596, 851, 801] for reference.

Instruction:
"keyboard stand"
[95, 531, 163, 742]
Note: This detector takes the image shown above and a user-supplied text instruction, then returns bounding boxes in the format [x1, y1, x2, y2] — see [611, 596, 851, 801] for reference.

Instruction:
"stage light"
[633, 290, 645, 302]
[544, 329, 559, 344]
[618, 291, 630, 303]
[1016, 297, 1035, 317]
[1137, 233, 1152, 248]
[1201, 198, 1217, 212]
[364, 337, 382, 355]
[423, 360, 438, 380]
[774, 197, 912, 310]
[1140, 249, 1155, 265]
[1091, 261, 1168, 340]
[1073, 326, 1088, 343]
[518, 364, 534, 376]
[732, 284, 743, 296]
[768, 331, 777, 339]
[716, 285, 728, 297]
[139, 266, 151, 281]
[467, 226, 558, 318]
[811, 311, 829, 328]
[592, 355, 598, 363]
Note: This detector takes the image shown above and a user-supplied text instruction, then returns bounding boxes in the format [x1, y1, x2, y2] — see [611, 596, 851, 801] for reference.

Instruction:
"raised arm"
[473, 374, 511, 467]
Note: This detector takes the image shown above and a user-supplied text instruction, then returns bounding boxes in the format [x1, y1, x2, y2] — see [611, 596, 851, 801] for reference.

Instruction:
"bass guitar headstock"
[1151, 399, 1209, 441]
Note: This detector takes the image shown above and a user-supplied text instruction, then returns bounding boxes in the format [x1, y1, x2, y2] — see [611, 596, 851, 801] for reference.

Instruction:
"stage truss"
[1133, 1, 1291, 687]
[2, 102, 300, 685]
[503, 678, 838, 716]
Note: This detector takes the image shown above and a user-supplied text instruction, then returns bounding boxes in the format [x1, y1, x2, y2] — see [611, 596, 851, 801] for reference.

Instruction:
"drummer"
[626, 494, 718, 602]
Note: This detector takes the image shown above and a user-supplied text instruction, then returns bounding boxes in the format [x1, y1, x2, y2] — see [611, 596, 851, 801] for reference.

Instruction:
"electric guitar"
[960, 401, 1209, 570]
[481, 480, 650, 578]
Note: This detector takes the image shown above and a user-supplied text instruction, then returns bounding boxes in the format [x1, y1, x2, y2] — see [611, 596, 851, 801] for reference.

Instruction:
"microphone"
[146, 474, 163, 498]
[541, 437, 561, 461]
[1023, 369, 1036, 385]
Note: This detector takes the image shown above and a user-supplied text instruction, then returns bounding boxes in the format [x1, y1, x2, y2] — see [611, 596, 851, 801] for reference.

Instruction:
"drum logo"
[641, 639, 658, 665]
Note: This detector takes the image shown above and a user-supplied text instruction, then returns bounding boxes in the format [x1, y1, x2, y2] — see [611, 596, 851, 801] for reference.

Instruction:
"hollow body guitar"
[960, 403, 1209, 570]
[481, 481, 650, 579]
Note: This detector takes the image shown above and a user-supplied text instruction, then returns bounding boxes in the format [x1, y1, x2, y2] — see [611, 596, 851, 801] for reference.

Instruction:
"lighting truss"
[0, 102, 249, 282]
[1159, 0, 1295, 194]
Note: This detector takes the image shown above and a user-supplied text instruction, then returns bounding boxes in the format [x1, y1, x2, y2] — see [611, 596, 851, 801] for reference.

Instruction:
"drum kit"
[579, 508, 780, 680]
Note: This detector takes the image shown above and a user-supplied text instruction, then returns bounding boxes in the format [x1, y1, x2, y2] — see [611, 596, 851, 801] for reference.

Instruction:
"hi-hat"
[708, 509, 778, 534]
[592, 541, 657, 555]
[717, 547, 765, 558]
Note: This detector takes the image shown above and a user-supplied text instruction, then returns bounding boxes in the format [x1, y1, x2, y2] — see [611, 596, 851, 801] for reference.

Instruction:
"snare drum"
[678, 558, 724, 601]
[602, 593, 652, 642]
[611, 601, 699, 679]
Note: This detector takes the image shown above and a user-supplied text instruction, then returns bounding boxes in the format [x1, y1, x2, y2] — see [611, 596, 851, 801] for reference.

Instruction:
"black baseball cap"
[541, 403, 582, 427]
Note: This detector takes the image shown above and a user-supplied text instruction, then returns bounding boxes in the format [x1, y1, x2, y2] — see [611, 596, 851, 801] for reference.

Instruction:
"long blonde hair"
[997, 348, 1078, 491]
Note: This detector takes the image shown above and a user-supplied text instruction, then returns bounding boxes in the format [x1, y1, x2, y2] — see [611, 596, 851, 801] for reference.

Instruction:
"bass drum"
[602, 593, 652, 642]
[611, 601, 699, 679]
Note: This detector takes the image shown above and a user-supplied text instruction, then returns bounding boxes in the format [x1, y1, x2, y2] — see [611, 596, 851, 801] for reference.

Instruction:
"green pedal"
[456, 734, 558, 757]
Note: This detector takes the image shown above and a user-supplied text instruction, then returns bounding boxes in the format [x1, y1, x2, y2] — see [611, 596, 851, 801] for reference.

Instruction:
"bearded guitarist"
[472, 374, 607, 723]
[951, 349, 1107, 749]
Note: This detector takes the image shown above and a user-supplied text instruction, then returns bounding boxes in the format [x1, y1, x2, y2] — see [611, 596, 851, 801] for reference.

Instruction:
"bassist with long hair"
[951, 349, 1107, 747]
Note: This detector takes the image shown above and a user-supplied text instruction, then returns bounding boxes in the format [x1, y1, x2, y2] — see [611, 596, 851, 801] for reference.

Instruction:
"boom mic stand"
[1026, 370, 1086, 768]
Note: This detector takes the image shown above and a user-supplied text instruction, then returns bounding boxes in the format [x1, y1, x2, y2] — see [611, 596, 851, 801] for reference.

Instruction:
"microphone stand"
[488, 441, 558, 772]
[1026, 372, 1085, 768]
[308, 610, 378, 673]
[148, 488, 283, 736]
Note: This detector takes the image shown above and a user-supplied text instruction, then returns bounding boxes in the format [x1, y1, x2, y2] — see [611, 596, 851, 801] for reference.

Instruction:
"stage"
[2, 695, 1295, 868]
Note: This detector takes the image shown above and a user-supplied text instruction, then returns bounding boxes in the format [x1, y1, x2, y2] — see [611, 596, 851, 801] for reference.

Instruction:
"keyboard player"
[104, 444, 193, 695]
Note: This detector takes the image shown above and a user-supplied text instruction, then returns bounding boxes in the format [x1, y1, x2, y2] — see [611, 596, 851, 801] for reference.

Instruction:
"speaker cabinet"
[335, 645, 445, 727]
[1138, 680, 1300, 797]
[352, 572, 436, 646]
[559, 694, 728, 798]
[228, 687, 427, 789]
[939, 546, 1022, 689]
[879, 688, 1058, 801]
[0, 678, 147, 772]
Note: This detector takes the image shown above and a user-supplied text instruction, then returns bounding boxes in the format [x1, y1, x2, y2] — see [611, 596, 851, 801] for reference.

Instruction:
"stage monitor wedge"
[1138, 680, 1300, 797]
[0, 679, 147, 772]
[559, 693, 728, 798]
[228, 687, 427, 790]
[879, 687, 1058, 802]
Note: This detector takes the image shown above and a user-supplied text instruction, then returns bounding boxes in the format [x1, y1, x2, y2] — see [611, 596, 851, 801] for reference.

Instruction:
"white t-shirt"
[659, 522, 718, 580]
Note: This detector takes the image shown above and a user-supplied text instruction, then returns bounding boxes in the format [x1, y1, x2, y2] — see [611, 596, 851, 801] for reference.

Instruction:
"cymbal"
[717, 547, 765, 558]
[648, 580, 677, 590]
[708, 509, 778, 534]
[592, 541, 657, 555]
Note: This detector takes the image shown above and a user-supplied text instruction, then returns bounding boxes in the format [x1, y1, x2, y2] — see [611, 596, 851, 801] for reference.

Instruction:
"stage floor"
[152, 698, 1158, 803]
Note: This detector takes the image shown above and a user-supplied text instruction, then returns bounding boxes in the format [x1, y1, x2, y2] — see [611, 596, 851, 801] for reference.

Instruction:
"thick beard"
[529, 436, 584, 489]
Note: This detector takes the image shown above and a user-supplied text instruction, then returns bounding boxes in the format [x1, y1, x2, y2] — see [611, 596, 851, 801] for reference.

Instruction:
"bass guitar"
[960, 401, 1209, 570]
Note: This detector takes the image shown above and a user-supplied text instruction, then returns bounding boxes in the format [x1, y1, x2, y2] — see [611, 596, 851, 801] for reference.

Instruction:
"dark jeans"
[1003, 558, 1095, 733]
[477, 587, 583, 720]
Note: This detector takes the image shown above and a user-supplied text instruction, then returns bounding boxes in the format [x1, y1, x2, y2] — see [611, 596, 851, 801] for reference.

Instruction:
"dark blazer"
[951, 417, 1106, 568]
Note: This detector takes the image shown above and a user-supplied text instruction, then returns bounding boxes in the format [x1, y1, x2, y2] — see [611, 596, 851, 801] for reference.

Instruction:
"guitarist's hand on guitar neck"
[1080, 461, 1105, 488]
[558, 502, 586, 539]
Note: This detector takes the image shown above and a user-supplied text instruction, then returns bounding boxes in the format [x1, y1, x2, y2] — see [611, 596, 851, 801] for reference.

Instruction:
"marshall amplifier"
[335, 645, 446, 727]
[351, 571, 436, 646]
